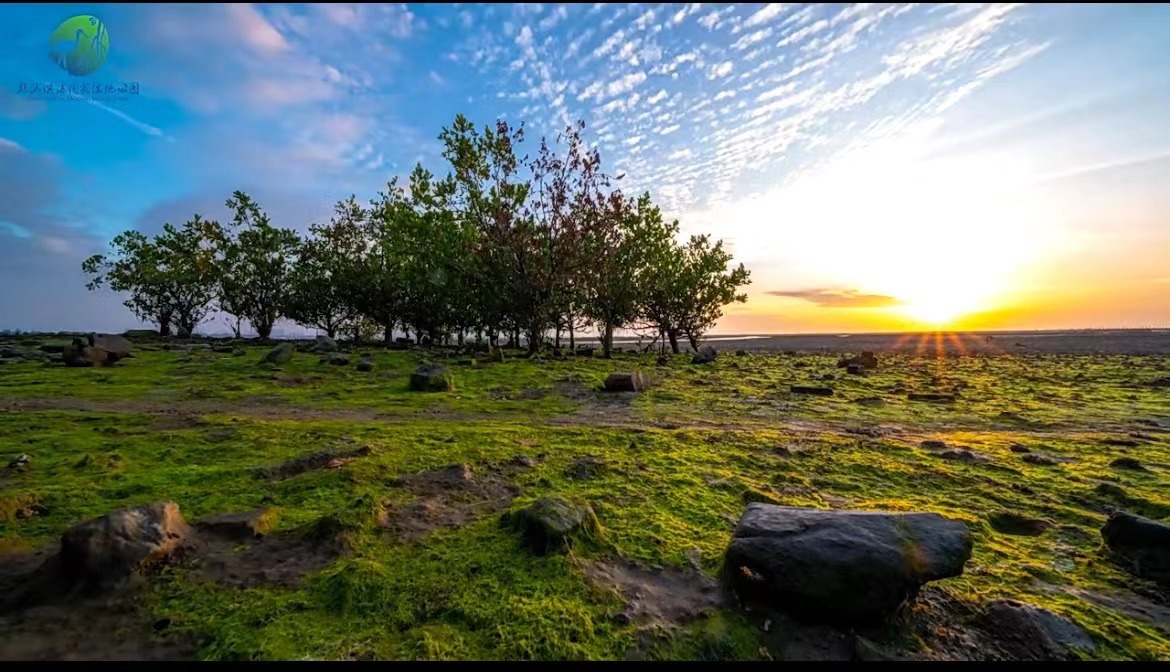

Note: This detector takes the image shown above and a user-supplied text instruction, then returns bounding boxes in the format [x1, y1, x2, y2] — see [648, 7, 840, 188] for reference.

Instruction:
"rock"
[1109, 457, 1146, 472]
[62, 338, 123, 367]
[937, 449, 988, 463]
[981, 600, 1095, 660]
[212, 345, 235, 353]
[1101, 437, 1140, 447]
[308, 335, 339, 353]
[604, 372, 646, 392]
[59, 501, 190, 589]
[655, 355, 668, 366]
[1023, 453, 1060, 466]
[409, 364, 452, 392]
[502, 497, 600, 555]
[988, 511, 1051, 536]
[356, 354, 374, 372]
[259, 342, 295, 365]
[1094, 482, 1127, 500]
[854, 396, 885, 407]
[576, 347, 594, 358]
[194, 508, 277, 541]
[846, 363, 867, 376]
[791, 386, 834, 396]
[723, 504, 972, 625]
[7, 453, 30, 470]
[321, 352, 350, 366]
[735, 349, 748, 357]
[566, 456, 607, 480]
[837, 351, 878, 370]
[39, 343, 66, 354]
[920, 440, 948, 450]
[692, 345, 717, 364]
[1101, 511, 1170, 585]
[1149, 377, 1170, 388]
[907, 393, 956, 403]
[1009, 444, 1031, 454]
[88, 333, 133, 357]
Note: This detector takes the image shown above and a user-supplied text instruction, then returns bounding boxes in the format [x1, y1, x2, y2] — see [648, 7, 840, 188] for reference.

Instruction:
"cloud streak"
[768, 289, 908, 308]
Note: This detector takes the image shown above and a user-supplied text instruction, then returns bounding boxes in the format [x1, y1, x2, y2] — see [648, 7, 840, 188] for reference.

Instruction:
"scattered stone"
[988, 511, 1052, 536]
[7, 453, 30, 470]
[212, 345, 235, 354]
[259, 342, 295, 366]
[321, 352, 350, 366]
[937, 450, 989, 463]
[1101, 511, 1170, 585]
[1009, 444, 1031, 454]
[1094, 482, 1128, 500]
[501, 497, 600, 555]
[908, 393, 956, 403]
[684, 547, 703, 571]
[577, 347, 594, 358]
[722, 504, 972, 625]
[356, 354, 374, 372]
[307, 335, 338, 353]
[691, 345, 718, 365]
[1148, 377, 1170, 388]
[655, 355, 668, 366]
[981, 600, 1096, 660]
[194, 508, 278, 541]
[920, 440, 948, 450]
[791, 386, 834, 397]
[409, 364, 452, 392]
[735, 349, 748, 357]
[1109, 457, 1147, 472]
[837, 351, 878, 370]
[1022, 454, 1059, 466]
[846, 363, 867, 376]
[566, 456, 607, 480]
[604, 372, 646, 392]
[854, 396, 885, 407]
[59, 501, 190, 590]
[510, 455, 538, 469]
[62, 337, 126, 367]
[1101, 437, 1140, 448]
[88, 333, 133, 357]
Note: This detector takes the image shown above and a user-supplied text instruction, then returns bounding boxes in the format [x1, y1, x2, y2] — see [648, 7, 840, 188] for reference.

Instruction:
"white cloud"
[605, 72, 648, 98]
[708, 61, 734, 79]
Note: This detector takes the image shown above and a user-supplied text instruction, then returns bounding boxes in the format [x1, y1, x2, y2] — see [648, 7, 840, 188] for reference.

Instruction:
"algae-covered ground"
[1, 341, 1168, 660]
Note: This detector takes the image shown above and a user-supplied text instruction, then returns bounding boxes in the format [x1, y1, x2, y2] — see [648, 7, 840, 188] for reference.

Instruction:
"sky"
[0, 3, 1167, 336]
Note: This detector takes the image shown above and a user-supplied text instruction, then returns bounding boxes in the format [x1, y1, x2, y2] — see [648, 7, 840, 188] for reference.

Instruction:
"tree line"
[82, 115, 751, 357]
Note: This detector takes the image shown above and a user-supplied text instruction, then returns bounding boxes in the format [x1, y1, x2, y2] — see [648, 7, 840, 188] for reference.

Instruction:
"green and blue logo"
[48, 15, 109, 77]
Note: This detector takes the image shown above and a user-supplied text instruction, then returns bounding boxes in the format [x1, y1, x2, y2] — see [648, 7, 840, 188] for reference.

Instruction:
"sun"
[902, 300, 965, 327]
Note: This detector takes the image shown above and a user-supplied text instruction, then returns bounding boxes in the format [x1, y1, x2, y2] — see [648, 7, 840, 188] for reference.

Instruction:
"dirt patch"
[382, 463, 522, 541]
[1038, 583, 1170, 631]
[187, 528, 345, 589]
[252, 445, 372, 480]
[581, 560, 727, 626]
[150, 413, 210, 431]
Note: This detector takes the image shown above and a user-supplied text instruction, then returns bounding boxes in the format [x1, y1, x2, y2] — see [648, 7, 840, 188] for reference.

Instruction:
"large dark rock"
[1101, 511, 1170, 585]
[259, 342, 295, 365]
[59, 501, 190, 589]
[691, 345, 718, 365]
[409, 364, 452, 392]
[356, 354, 374, 372]
[321, 352, 350, 366]
[307, 335, 339, 353]
[837, 351, 878, 370]
[604, 372, 646, 392]
[501, 497, 599, 555]
[62, 338, 125, 367]
[981, 600, 1095, 660]
[88, 333, 133, 357]
[791, 385, 834, 396]
[723, 504, 972, 625]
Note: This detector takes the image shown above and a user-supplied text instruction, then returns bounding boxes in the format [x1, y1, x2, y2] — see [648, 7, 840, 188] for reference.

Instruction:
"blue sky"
[1, 3, 1168, 334]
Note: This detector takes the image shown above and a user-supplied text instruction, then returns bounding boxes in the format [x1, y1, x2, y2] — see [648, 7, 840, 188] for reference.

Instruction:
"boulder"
[88, 333, 133, 357]
[565, 456, 607, 480]
[62, 338, 122, 367]
[722, 504, 972, 625]
[908, 392, 956, 403]
[655, 355, 668, 366]
[604, 372, 646, 393]
[212, 345, 235, 353]
[576, 347, 594, 358]
[846, 363, 867, 376]
[1109, 457, 1146, 472]
[59, 501, 190, 589]
[356, 354, 374, 372]
[735, 349, 748, 356]
[837, 351, 878, 370]
[791, 385, 834, 396]
[981, 600, 1095, 660]
[259, 342, 295, 365]
[501, 497, 600, 555]
[321, 352, 350, 366]
[1101, 511, 1170, 585]
[308, 335, 339, 353]
[988, 511, 1051, 536]
[691, 345, 717, 365]
[409, 364, 452, 392]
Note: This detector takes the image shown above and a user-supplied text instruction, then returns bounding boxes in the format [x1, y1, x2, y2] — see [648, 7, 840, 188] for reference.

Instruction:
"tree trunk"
[667, 328, 680, 355]
[569, 322, 575, 350]
[325, 325, 336, 339]
[602, 321, 614, 359]
[256, 321, 274, 341]
[686, 331, 699, 352]
[383, 319, 394, 344]
[527, 326, 541, 355]
[457, 331, 465, 347]
[554, 324, 562, 349]
[157, 310, 173, 338]
[176, 325, 193, 339]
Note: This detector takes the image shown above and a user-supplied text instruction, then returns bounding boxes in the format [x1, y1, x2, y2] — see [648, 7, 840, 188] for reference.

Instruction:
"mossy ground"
[1, 343, 1168, 660]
